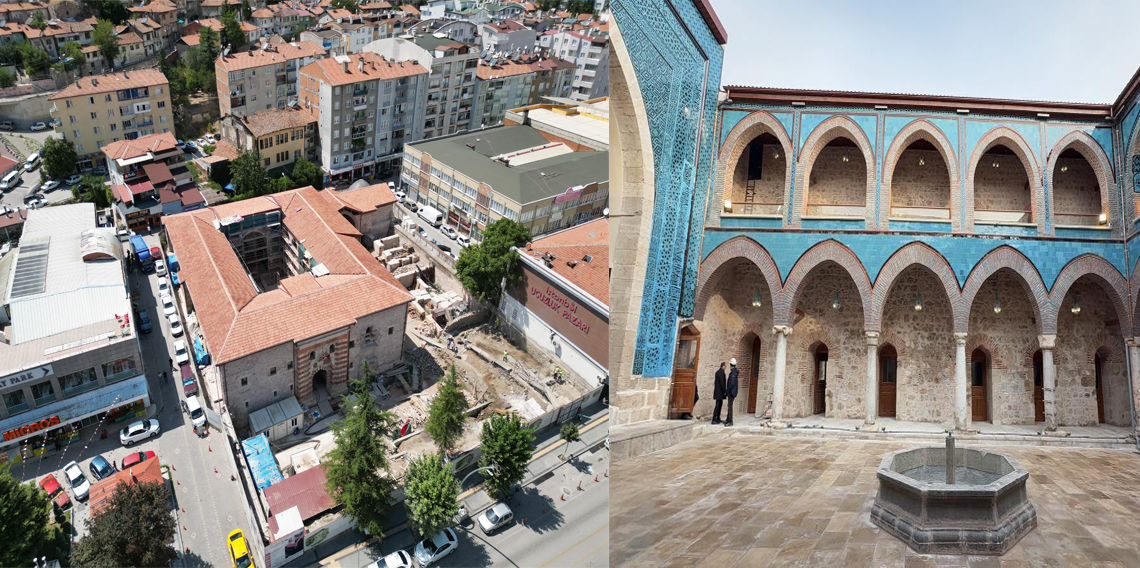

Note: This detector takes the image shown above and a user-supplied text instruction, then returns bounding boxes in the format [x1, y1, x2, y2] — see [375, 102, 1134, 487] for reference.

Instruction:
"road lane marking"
[570, 539, 609, 567]
[538, 522, 609, 568]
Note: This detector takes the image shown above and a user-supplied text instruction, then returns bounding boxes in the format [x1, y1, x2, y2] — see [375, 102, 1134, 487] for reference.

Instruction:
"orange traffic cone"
[214, 467, 218, 474]
[171, 464, 175, 471]
[594, 475, 598, 482]
[560, 493, 564, 501]
[183, 525, 187, 531]
[176, 480, 180, 485]
[208, 446, 212, 452]
[577, 480, 582, 490]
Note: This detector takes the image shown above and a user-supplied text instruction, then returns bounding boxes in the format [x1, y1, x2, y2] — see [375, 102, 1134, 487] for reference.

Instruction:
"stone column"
[771, 325, 792, 420]
[1039, 334, 1057, 431]
[864, 331, 880, 425]
[1128, 338, 1140, 436]
[954, 332, 968, 430]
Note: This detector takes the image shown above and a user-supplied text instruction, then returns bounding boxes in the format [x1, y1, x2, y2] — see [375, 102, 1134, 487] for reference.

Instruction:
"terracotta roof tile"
[240, 106, 318, 137]
[525, 218, 607, 305]
[300, 51, 425, 86]
[50, 68, 168, 100]
[320, 183, 395, 214]
[399, 4, 418, 15]
[252, 8, 273, 17]
[476, 55, 572, 80]
[209, 140, 242, 161]
[217, 40, 325, 72]
[88, 457, 163, 517]
[100, 132, 180, 162]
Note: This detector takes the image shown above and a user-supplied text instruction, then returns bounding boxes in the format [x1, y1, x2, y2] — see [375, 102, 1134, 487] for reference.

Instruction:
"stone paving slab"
[611, 435, 1140, 567]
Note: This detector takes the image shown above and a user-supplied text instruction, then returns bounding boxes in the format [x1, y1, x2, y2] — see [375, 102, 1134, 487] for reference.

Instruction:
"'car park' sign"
[0, 364, 53, 389]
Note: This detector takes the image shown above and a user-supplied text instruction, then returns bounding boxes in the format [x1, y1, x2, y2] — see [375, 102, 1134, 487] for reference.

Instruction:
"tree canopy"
[93, 19, 120, 68]
[454, 218, 531, 303]
[0, 68, 15, 89]
[323, 363, 400, 536]
[290, 156, 324, 190]
[73, 174, 112, 208]
[19, 41, 50, 76]
[426, 365, 468, 455]
[96, 0, 131, 25]
[230, 149, 268, 197]
[403, 452, 459, 539]
[71, 480, 178, 568]
[330, 0, 358, 13]
[222, 12, 246, 49]
[241, 0, 252, 20]
[62, 40, 87, 69]
[479, 412, 534, 498]
[559, 422, 581, 460]
[41, 138, 78, 180]
[0, 468, 57, 566]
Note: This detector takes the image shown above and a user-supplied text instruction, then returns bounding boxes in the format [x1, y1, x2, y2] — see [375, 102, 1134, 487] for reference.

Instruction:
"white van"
[418, 205, 444, 228]
[185, 395, 206, 429]
[24, 153, 40, 172]
[0, 169, 21, 191]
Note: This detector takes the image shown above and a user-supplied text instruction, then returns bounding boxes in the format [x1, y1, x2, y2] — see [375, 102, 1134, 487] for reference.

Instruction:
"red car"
[121, 450, 156, 469]
[39, 474, 72, 510]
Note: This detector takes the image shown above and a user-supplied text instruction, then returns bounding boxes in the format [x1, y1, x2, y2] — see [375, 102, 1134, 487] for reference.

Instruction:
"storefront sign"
[3, 416, 61, 442]
[126, 209, 150, 220]
[554, 186, 583, 204]
[0, 364, 53, 388]
[531, 286, 589, 334]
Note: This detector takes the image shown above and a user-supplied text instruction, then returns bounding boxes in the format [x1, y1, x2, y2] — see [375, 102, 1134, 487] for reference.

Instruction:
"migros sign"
[3, 416, 61, 442]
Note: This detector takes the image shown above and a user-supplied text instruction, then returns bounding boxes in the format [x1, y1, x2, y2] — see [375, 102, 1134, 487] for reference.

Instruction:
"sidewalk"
[283, 403, 610, 568]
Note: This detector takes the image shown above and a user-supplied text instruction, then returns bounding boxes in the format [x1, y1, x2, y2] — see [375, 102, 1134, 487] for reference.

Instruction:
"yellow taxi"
[228, 529, 253, 568]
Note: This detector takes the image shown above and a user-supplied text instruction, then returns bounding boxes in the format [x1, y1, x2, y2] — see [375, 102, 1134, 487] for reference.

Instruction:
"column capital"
[773, 325, 792, 337]
[1038, 334, 1057, 350]
[1127, 337, 1140, 348]
[865, 330, 880, 347]
[953, 332, 967, 345]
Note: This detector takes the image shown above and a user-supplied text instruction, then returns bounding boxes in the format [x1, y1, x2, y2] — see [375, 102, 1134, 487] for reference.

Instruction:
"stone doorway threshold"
[692, 415, 1136, 449]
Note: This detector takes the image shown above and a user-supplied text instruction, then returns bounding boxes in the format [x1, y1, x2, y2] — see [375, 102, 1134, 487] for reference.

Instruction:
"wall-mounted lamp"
[992, 161, 1000, 168]
[1071, 295, 1081, 315]
[914, 292, 923, 311]
[1099, 212, 1108, 225]
[842, 155, 850, 163]
[723, 199, 732, 212]
[773, 151, 780, 159]
[752, 291, 763, 308]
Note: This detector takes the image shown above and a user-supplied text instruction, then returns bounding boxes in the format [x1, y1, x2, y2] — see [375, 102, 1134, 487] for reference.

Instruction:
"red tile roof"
[240, 106, 318, 137]
[300, 52, 426, 87]
[319, 183, 395, 214]
[217, 40, 326, 72]
[476, 55, 573, 80]
[524, 218, 607, 305]
[143, 162, 174, 184]
[88, 457, 163, 517]
[101, 132, 180, 162]
[485, 20, 526, 33]
[49, 68, 168, 100]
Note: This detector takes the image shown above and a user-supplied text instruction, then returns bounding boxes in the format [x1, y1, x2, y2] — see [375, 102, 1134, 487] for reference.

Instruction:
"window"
[160, 115, 167, 123]
[241, 377, 249, 386]
[76, 144, 83, 153]
[102, 357, 138, 383]
[88, 96, 94, 105]
[3, 389, 27, 414]
[108, 109, 114, 117]
[270, 367, 277, 375]
[30, 381, 55, 405]
[287, 361, 293, 370]
[72, 130, 80, 138]
[90, 111, 97, 119]
[158, 101, 165, 109]
[310, 351, 315, 360]
[66, 100, 73, 108]
[263, 158, 270, 167]
[69, 115, 77, 123]
[59, 367, 99, 395]
[388, 326, 394, 335]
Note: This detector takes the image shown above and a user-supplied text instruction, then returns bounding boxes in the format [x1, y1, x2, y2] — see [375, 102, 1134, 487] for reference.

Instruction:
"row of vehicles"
[364, 503, 515, 568]
[37, 422, 161, 512]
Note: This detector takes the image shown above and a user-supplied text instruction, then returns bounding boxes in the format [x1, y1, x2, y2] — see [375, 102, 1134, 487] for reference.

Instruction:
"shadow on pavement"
[515, 485, 564, 535]
[179, 549, 216, 568]
[442, 528, 497, 567]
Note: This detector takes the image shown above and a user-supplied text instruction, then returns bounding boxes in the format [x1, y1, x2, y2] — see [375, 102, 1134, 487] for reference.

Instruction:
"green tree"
[196, 25, 221, 69]
[230, 149, 268, 198]
[93, 19, 120, 68]
[241, 0, 252, 20]
[62, 40, 87, 69]
[331, 0, 358, 13]
[289, 23, 307, 42]
[0, 468, 55, 566]
[537, 0, 558, 11]
[479, 413, 534, 499]
[454, 218, 531, 303]
[222, 12, 247, 49]
[0, 40, 22, 67]
[41, 137, 78, 181]
[0, 68, 15, 88]
[403, 452, 459, 539]
[290, 156, 324, 190]
[426, 365, 468, 456]
[19, 41, 50, 76]
[98, 0, 131, 24]
[73, 174, 112, 208]
[323, 366, 400, 536]
[30, 11, 47, 30]
[71, 480, 178, 568]
[558, 422, 581, 461]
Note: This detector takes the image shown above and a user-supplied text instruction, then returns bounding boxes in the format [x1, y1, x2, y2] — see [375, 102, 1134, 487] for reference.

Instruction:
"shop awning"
[0, 375, 149, 446]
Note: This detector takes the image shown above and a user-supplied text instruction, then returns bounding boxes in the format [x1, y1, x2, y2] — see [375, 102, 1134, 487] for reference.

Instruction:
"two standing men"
[712, 359, 738, 426]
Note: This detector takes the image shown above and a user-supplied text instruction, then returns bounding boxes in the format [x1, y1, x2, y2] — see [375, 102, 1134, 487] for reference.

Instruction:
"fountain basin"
[870, 447, 1037, 555]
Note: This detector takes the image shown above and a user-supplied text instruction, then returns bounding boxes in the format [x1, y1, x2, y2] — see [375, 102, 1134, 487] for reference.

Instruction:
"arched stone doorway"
[811, 343, 829, 415]
[878, 344, 897, 417]
[971, 347, 990, 422]
[744, 334, 762, 414]
[313, 369, 328, 392]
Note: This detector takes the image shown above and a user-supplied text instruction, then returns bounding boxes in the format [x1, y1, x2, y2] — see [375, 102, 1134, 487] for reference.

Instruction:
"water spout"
[945, 431, 955, 484]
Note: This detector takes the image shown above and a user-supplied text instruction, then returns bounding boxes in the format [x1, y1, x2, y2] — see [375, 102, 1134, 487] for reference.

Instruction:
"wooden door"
[813, 347, 828, 415]
[1095, 354, 1105, 423]
[878, 345, 897, 417]
[747, 336, 761, 413]
[669, 327, 700, 415]
[1033, 350, 1045, 422]
[971, 350, 987, 422]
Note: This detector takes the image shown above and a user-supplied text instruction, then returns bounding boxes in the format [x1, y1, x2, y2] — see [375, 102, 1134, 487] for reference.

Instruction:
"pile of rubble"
[374, 235, 427, 287]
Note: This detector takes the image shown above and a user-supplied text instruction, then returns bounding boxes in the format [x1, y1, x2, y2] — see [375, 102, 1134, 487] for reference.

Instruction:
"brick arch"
[792, 115, 876, 227]
[964, 126, 1044, 233]
[877, 331, 908, 360]
[711, 111, 794, 226]
[693, 236, 782, 320]
[960, 246, 1048, 334]
[966, 333, 1005, 369]
[868, 242, 963, 332]
[1046, 130, 1118, 236]
[1023, 343, 1060, 369]
[777, 239, 873, 329]
[735, 328, 766, 409]
[880, 119, 961, 230]
[1045, 254, 1130, 336]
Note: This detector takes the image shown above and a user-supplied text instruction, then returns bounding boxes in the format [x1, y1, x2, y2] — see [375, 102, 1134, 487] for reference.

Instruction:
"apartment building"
[473, 52, 574, 127]
[48, 69, 174, 172]
[185, 17, 261, 47]
[406, 18, 476, 43]
[401, 125, 609, 241]
[364, 34, 478, 138]
[24, 19, 93, 59]
[537, 28, 608, 101]
[104, 132, 203, 230]
[216, 40, 326, 117]
[251, 5, 306, 38]
[128, 1, 181, 51]
[299, 52, 427, 184]
[218, 105, 320, 173]
[479, 20, 535, 52]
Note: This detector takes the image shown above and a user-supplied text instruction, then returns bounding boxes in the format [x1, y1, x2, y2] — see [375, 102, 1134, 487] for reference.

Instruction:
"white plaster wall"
[499, 293, 606, 386]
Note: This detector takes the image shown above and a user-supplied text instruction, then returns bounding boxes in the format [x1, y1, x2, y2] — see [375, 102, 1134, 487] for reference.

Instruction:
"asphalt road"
[393, 201, 468, 259]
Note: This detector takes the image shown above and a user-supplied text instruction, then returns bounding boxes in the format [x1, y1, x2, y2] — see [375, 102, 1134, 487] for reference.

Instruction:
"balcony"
[124, 168, 146, 180]
[804, 203, 866, 219]
[353, 96, 368, 110]
[352, 129, 367, 139]
[119, 107, 134, 116]
[137, 119, 154, 129]
[276, 76, 287, 86]
[974, 209, 1032, 225]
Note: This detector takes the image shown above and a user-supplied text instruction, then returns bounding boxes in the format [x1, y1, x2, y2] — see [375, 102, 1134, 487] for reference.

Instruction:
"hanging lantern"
[993, 294, 1002, 314]
[918, 157, 925, 167]
[832, 291, 841, 310]
[914, 292, 923, 311]
[1071, 295, 1081, 315]
[752, 291, 763, 308]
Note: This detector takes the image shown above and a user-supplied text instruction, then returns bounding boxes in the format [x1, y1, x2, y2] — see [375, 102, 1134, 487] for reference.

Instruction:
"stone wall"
[881, 268, 955, 423]
[1052, 156, 1102, 217]
[1055, 279, 1129, 426]
[890, 149, 950, 210]
[729, 142, 786, 208]
[967, 273, 1039, 425]
[220, 342, 298, 434]
[973, 153, 1031, 213]
[806, 145, 867, 207]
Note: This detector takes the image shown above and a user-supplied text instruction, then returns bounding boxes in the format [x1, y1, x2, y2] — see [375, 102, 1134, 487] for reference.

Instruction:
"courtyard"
[611, 434, 1140, 567]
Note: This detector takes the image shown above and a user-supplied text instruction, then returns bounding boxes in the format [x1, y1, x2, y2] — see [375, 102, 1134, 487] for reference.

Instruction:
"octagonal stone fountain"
[870, 433, 1037, 555]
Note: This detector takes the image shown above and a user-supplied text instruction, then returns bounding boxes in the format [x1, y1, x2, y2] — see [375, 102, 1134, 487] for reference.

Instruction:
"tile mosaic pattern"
[611, 435, 1140, 567]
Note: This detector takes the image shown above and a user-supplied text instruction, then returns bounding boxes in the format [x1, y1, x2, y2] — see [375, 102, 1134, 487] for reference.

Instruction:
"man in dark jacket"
[725, 358, 740, 427]
[712, 362, 727, 424]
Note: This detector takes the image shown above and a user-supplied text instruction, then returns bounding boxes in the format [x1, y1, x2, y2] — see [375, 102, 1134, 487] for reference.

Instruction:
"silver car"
[119, 418, 160, 446]
[413, 528, 457, 567]
[160, 294, 177, 317]
[63, 461, 90, 501]
[477, 502, 514, 534]
[364, 550, 412, 568]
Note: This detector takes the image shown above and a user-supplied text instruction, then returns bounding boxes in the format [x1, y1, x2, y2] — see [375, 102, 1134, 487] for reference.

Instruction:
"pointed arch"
[881, 119, 961, 230]
[868, 242, 963, 332]
[1046, 254, 1129, 336]
[693, 237, 783, 320]
[777, 239, 873, 329]
[964, 126, 1044, 233]
[793, 115, 876, 227]
[1046, 130, 1117, 235]
[712, 111, 794, 225]
[960, 246, 1048, 334]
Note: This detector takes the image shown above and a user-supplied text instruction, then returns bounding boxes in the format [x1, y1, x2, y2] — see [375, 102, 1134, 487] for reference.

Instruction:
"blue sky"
[714, 0, 1140, 103]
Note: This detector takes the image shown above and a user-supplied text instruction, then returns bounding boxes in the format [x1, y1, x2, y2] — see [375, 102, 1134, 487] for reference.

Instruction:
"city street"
[393, 201, 469, 259]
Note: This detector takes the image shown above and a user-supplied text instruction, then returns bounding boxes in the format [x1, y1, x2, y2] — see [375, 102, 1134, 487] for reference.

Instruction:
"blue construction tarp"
[193, 334, 210, 366]
[241, 433, 283, 491]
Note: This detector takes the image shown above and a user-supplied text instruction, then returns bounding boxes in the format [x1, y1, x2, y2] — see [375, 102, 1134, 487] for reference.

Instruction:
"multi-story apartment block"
[537, 28, 608, 101]
[216, 40, 326, 117]
[0, 2, 45, 23]
[406, 18, 475, 43]
[485, 2, 526, 21]
[402, 124, 609, 241]
[128, 1, 181, 51]
[364, 34, 478, 138]
[104, 132, 203, 230]
[472, 53, 574, 127]
[48, 69, 174, 172]
[24, 19, 93, 59]
[479, 20, 535, 53]
[218, 105, 320, 173]
[299, 29, 345, 56]
[184, 17, 261, 47]
[300, 52, 427, 184]
[117, 16, 170, 60]
[251, 5, 305, 38]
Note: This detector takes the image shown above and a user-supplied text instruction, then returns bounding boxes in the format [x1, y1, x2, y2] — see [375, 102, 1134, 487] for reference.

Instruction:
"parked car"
[41, 180, 59, 192]
[121, 450, 156, 469]
[119, 419, 160, 446]
[92, 166, 106, 175]
[23, 192, 44, 205]
[456, 235, 470, 247]
[182, 369, 197, 397]
[157, 276, 170, 296]
[38, 474, 71, 510]
[65, 174, 82, 185]
[89, 455, 116, 481]
[187, 140, 197, 150]
[30, 121, 47, 131]
[393, 190, 407, 201]
[0, 120, 13, 131]
[63, 461, 90, 501]
[413, 528, 457, 567]
[205, 134, 216, 144]
[154, 259, 167, 276]
[406, 202, 418, 212]
[477, 502, 514, 534]
[168, 314, 183, 336]
[196, 138, 206, 148]
[228, 529, 253, 568]
[365, 550, 413, 568]
[416, 226, 426, 236]
[138, 309, 153, 333]
[174, 339, 190, 366]
[443, 225, 459, 239]
[160, 294, 177, 317]
[437, 244, 453, 256]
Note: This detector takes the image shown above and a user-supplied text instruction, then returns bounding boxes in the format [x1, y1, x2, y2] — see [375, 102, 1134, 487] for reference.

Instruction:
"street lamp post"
[456, 464, 498, 525]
